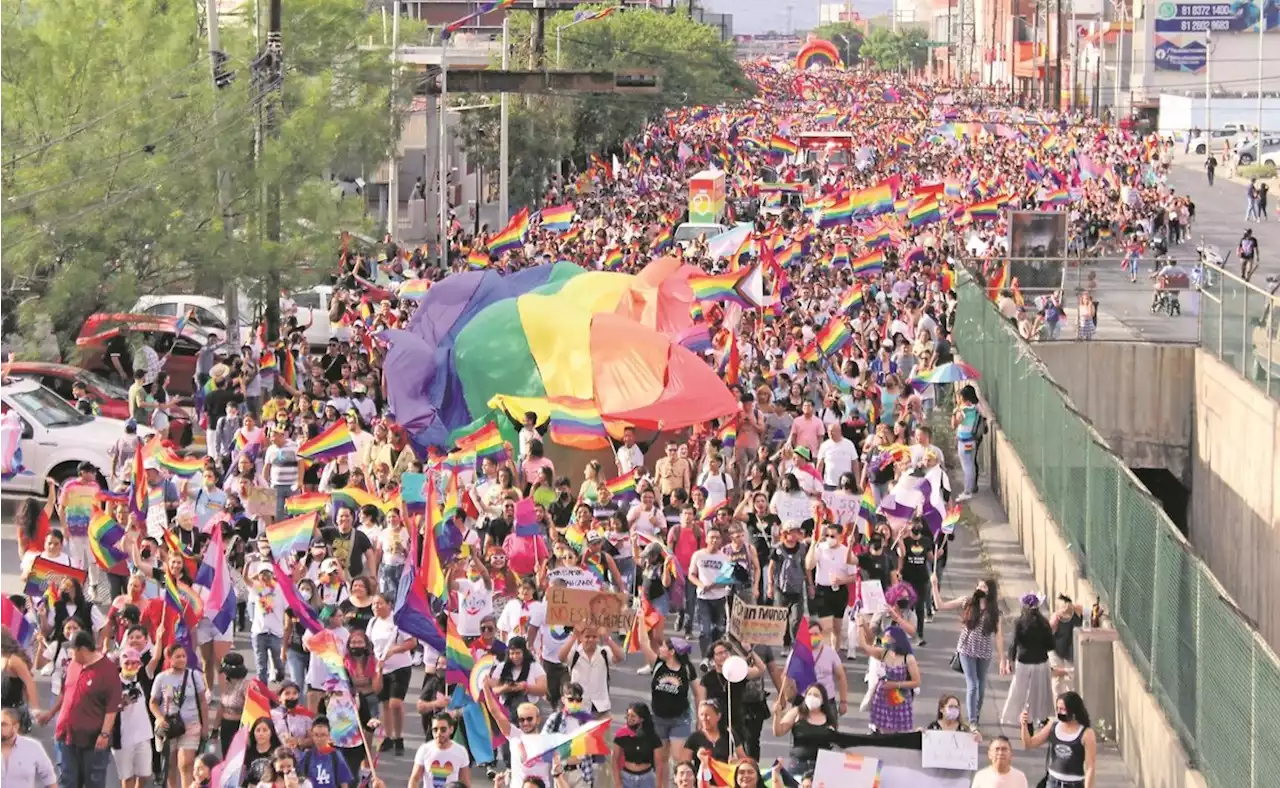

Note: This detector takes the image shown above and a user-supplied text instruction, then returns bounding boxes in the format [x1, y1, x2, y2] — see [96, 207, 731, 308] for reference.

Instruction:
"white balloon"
[721, 655, 749, 683]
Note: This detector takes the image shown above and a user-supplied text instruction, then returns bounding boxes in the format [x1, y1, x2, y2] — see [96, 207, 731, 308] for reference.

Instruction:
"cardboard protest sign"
[727, 598, 789, 646]
[245, 486, 277, 518]
[921, 730, 979, 771]
[822, 490, 859, 525]
[544, 586, 635, 632]
[775, 496, 810, 524]
[860, 579, 887, 615]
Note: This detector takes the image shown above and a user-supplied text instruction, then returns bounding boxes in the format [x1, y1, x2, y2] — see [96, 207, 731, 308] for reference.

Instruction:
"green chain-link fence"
[951, 270, 1280, 788]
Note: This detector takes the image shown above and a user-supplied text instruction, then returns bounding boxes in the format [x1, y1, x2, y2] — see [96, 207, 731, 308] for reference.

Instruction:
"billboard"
[1153, 1, 1279, 34]
[1154, 35, 1209, 72]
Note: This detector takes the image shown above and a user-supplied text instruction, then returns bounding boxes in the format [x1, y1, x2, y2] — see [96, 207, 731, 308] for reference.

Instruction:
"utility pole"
[1054, 0, 1064, 109]
[205, 0, 239, 341]
[532, 1, 548, 69]
[499, 16, 510, 224]
[438, 33, 450, 268]
[254, 0, 284, 343]
[387, 1, 400, 240]
[1031, 2, 1040, 106]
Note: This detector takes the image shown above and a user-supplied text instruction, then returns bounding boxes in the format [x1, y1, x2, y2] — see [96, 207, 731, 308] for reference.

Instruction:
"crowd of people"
[0, 62, 1178, 788]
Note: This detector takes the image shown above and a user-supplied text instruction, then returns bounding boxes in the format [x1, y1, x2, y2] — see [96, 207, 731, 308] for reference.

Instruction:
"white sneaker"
[957, 492, 973, 502]
[636, 664, 651, 675]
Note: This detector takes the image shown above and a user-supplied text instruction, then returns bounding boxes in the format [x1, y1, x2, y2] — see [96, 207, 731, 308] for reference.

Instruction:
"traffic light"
[614, 72, 660, 93]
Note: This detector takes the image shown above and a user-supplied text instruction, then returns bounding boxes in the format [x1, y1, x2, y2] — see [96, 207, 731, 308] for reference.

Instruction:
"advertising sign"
[1153, 1, 1278, 33]
[688, 170, 726, 224]
[1154, 35, 1209, 72]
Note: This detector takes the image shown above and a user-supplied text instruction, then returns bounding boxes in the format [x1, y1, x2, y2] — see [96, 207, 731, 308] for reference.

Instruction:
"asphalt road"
[0, 517, 1137, 787]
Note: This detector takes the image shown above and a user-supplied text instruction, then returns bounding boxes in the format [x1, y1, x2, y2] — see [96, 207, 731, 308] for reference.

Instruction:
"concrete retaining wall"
[1032, 343, 1196, 482]
[988, 426, 1207, 788]
[1189, 350, 1280, 650]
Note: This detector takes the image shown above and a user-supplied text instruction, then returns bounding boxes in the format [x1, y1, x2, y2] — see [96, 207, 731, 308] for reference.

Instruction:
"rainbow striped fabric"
[467, 249, 491, 269]
[153, 447, 204, 477]
[828, 243, 850, 268]
[456, 420, 505, 461]
[399, 278, 431, 300]
[547, 398, 610, 451]
[488, 207, 530, 256]
[599, 246, 624, 271]
[88, 512, 128, 572]
[539, 203, 575, 232]
[266, 512, 318, 560]
[688, 268, 749, 306]
[907, 198, 941, 227]
[816, 319, 852, 356]
[839, 285, 864, 313]
[851, 250, 885, 277]
[851, 180, 895, 216]
[769, 134, 799, 156]
[285, 491, 330, 515]
[818, 192, 853, 227]
[297, 421, 355, 462]
[603, 469, 638, 501]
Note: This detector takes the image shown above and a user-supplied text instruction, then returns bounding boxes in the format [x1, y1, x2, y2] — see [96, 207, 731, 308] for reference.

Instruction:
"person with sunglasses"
[410, 712, 471, 788]
[482, 688, 551, 788]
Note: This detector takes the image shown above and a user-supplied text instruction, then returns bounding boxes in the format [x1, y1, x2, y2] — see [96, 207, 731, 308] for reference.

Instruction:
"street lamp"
[836, 33, 851, 67]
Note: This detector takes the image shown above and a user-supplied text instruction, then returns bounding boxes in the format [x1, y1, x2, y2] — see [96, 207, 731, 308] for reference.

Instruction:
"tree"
[1, 0, 410, 353]
[454, 5, 752, 212]
[858, 26, 931, 72]
[812, 22, 864, 67]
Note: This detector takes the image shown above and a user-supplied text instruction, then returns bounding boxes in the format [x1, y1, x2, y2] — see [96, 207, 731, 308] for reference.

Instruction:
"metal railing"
[1197, 262, 1279, 403]
[951, 266, 1280, 788]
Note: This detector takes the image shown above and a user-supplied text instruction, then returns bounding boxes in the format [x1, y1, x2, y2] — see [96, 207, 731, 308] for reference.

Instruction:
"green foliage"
[1, 0, 409, 355]
[1238, 163, 1277, 180]
[811, 23, 864, 66]
[455, 5, 752, 212]
[858, 26, 931, 72]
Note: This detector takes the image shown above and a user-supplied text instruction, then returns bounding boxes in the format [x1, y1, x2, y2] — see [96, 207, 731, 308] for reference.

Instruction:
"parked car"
[74, 313, 216, 397]
[1189, 129, 1240, 155]
[0, 376, 154, 493]
[133, 289, 331, 349]
[3, 361, 192, 446]
[1233, 140, 1280, 165]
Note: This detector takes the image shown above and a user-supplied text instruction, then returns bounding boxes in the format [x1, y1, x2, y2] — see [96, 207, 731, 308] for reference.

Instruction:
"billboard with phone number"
[1153, 1, 1278, 34]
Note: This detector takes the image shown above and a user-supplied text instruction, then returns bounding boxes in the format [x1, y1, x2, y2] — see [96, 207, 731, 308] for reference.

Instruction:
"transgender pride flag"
[194, 527, 236, 632]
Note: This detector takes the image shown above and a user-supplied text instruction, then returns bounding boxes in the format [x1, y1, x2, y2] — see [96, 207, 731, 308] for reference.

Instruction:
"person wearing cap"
[271, 682, 313, 749]
[350, 382, 376, 424]
[262, 425, 300, 521]
[141, 458, 180, 540]
[246, 562, 287, 684]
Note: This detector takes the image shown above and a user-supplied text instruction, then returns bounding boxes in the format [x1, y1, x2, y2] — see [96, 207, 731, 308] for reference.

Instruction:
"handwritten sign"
[245, 486, 276, 518]
[822, 491, 860, 525]
[727, 599, 789, 646]
[544, 587, 635, 633]
[860, 579, 887, 615]
[774, 495, 811, 524]
[813, 750, 880, 788]
[545, 567, 600, 590]
[921, 730, 980, 771]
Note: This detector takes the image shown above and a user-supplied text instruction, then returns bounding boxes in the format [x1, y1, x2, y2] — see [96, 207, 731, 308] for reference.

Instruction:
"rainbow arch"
[795, 38, 842, 70]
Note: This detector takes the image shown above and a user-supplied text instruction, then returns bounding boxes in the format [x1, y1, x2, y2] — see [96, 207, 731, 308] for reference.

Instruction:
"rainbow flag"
[445, 615, 473, 684]
[308, 629, 350, 688]
[164, 569, 204, 627]
[297, 420, 355, 462]
[154, 448, 204, 477]
[716, 420, 737, 451]
[818, 192, 853, 227]
[1040, 188, 1070, 207]
[521, 718, 612, 764]
[839, 285, 864, 313]
[782, 344, 802, 371]
[273, 559, 324, 633]
[266, 513, 318, 560]
[488, 207, 530, 256]
[547, 398, 610, 451]
[285, 491, 330, 515]
[24, 556, 88, 601]
[851, 250, 885, 277]
[599, 246, 624, 271]
[940, 266, 956, 292]
[651, 225, 673, 251]
[769, 134, 799, 156]
[88, 512, 128, 572]
[828, 243, 850, 268]
[688, 268, 749, 306]
[603, 469, 638, 501]
[399, 278, 431, 301]
[987, 260, 1011, 300]
[776, 241, 801, 268]
[907, 198, 941, 227]
[539, 203, 575, 232]
[864, 225, 892, 249]
[456, 420, 505, 461]
[967, 197, 1003, 221]
[128, 443, 147, 522]
[852, 181, 895, 216]
[467, 249, 491, 269]
[785, 615, 818, 691]
[440, 471, 461, 524]
[857, 486, 878, 532]
[698, 497, 731, 522]
[331, 486, 381, 513]
[258, 350, 277, 372]
[326, 691, 364, 748]
[279, 347, 296, 388]
[816, 319, 852, 356]
[902, 245, 928, 266]
[392, 563, 447, 653]
[943, 504, 962, 535]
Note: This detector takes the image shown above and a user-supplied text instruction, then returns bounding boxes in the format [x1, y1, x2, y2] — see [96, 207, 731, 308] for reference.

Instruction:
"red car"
[74, 312, 215, 398]
[5, 361, 193, 447]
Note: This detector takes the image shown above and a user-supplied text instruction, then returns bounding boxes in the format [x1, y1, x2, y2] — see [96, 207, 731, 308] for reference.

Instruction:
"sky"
[701, 0, 895, 35]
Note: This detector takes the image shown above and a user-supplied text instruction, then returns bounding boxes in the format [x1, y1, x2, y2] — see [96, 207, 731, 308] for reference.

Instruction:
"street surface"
[0, 506, 1135, 787]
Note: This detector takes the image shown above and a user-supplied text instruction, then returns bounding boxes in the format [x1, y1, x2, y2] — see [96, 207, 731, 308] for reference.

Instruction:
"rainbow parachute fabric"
[382, 257, 737, 450]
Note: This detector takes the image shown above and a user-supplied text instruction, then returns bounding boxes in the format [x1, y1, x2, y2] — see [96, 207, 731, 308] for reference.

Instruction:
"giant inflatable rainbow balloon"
[383, 257, 738, 449]
[795, 37, 842, 70]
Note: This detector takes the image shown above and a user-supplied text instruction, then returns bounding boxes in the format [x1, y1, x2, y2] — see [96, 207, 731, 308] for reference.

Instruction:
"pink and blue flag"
[194, 528, 237, 632]
[785, 616, 818, 692]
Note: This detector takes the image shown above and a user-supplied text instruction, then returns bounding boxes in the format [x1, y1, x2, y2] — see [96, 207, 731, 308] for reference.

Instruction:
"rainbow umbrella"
[909, 361, 980, 392]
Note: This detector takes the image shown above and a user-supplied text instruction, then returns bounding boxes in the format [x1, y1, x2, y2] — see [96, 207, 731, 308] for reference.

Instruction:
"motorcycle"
[1195, 237, 1228, 288]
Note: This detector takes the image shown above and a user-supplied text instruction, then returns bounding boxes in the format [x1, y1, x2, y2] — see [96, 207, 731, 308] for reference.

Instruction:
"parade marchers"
[5, 61, 1182, 788]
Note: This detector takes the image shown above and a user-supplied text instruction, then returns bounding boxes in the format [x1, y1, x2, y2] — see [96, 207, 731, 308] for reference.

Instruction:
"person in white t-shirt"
[558, 627, 623, 715]
[805, 522, 856, 651]
[626, 488, 664, 540]
[696, 454, 734, 511]
[969, 736, 1029, 788]
[527, 588, 574, 708]
[614, 427, 645, 476]
[817, 423, 860, 490]
[247, 564, 287, 684]
[481, 694, 552, 788]
[451, 556, 493, 637]
[366, 594, 418, 755]
[410, 712, 472, 788]
[113, 648, 154, 787]
[688, 528, 733, 657]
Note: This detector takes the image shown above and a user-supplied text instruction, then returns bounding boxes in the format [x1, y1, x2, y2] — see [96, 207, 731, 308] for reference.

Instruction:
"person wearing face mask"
[1020, 692, 1096, 788]
[896, 517, 934, 646]
[771, 683, 839, 775]
[926, 693, 975, 735]
[854, 618, 920, 734]
[806, 523, 855, 653]
[111, 648, 153, 788]
[934, 577, 1006, 730]
[247, 563, 287, 684]
[542, 684, 595, 787]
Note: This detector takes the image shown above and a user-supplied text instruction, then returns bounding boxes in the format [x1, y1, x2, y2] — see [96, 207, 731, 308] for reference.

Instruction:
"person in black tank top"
[1019, 690, 1096, 787]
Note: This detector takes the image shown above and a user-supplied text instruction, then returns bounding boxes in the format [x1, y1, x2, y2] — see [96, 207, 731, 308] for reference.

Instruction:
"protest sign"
[921, 730, 979, 771]
[775, 496, 810, 524]
[814, 750, 880, 788]
[544, 586, 635, 632]
[860, 579, 887, 615]
[822, 491, 859, 525]
[545, 567, 600, 589]
[245, 486, 276, 518]
[727, 599, 789, 646]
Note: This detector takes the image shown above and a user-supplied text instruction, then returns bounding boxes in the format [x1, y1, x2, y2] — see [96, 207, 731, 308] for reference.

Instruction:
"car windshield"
[9, 386, 93, 428]
[77, 370, 130, 400]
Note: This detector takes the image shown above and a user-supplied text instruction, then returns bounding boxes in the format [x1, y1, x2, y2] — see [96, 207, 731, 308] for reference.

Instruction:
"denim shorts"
[652, 712, 691, 739]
